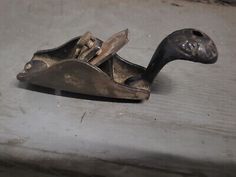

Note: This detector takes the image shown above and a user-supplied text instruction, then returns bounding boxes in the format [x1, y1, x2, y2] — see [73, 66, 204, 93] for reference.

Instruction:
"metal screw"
[25, 63, 32, 70]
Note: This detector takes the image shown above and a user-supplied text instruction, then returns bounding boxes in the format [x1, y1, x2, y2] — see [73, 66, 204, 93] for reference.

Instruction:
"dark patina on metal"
[17, 29, 218, 100]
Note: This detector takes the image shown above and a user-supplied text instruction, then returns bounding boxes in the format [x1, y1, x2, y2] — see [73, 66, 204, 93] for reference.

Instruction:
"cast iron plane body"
[17, 29, 218, 100]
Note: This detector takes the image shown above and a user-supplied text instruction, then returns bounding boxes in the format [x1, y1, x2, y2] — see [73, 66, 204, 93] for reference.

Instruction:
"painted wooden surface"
[0, 0, 236, 176]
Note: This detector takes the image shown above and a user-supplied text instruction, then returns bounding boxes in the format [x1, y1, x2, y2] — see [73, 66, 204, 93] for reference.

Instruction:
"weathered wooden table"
[0, 0, 236, 176]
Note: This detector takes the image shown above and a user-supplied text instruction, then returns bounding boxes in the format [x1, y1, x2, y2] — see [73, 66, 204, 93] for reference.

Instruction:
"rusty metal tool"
[17, 29, 218, 100]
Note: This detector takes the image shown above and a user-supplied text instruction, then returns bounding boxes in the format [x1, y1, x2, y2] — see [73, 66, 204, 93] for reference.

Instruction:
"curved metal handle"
[126, 28, 218, 86]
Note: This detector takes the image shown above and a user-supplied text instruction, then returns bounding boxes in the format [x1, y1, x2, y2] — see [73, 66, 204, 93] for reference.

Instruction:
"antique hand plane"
[17, 29, 218, 100]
